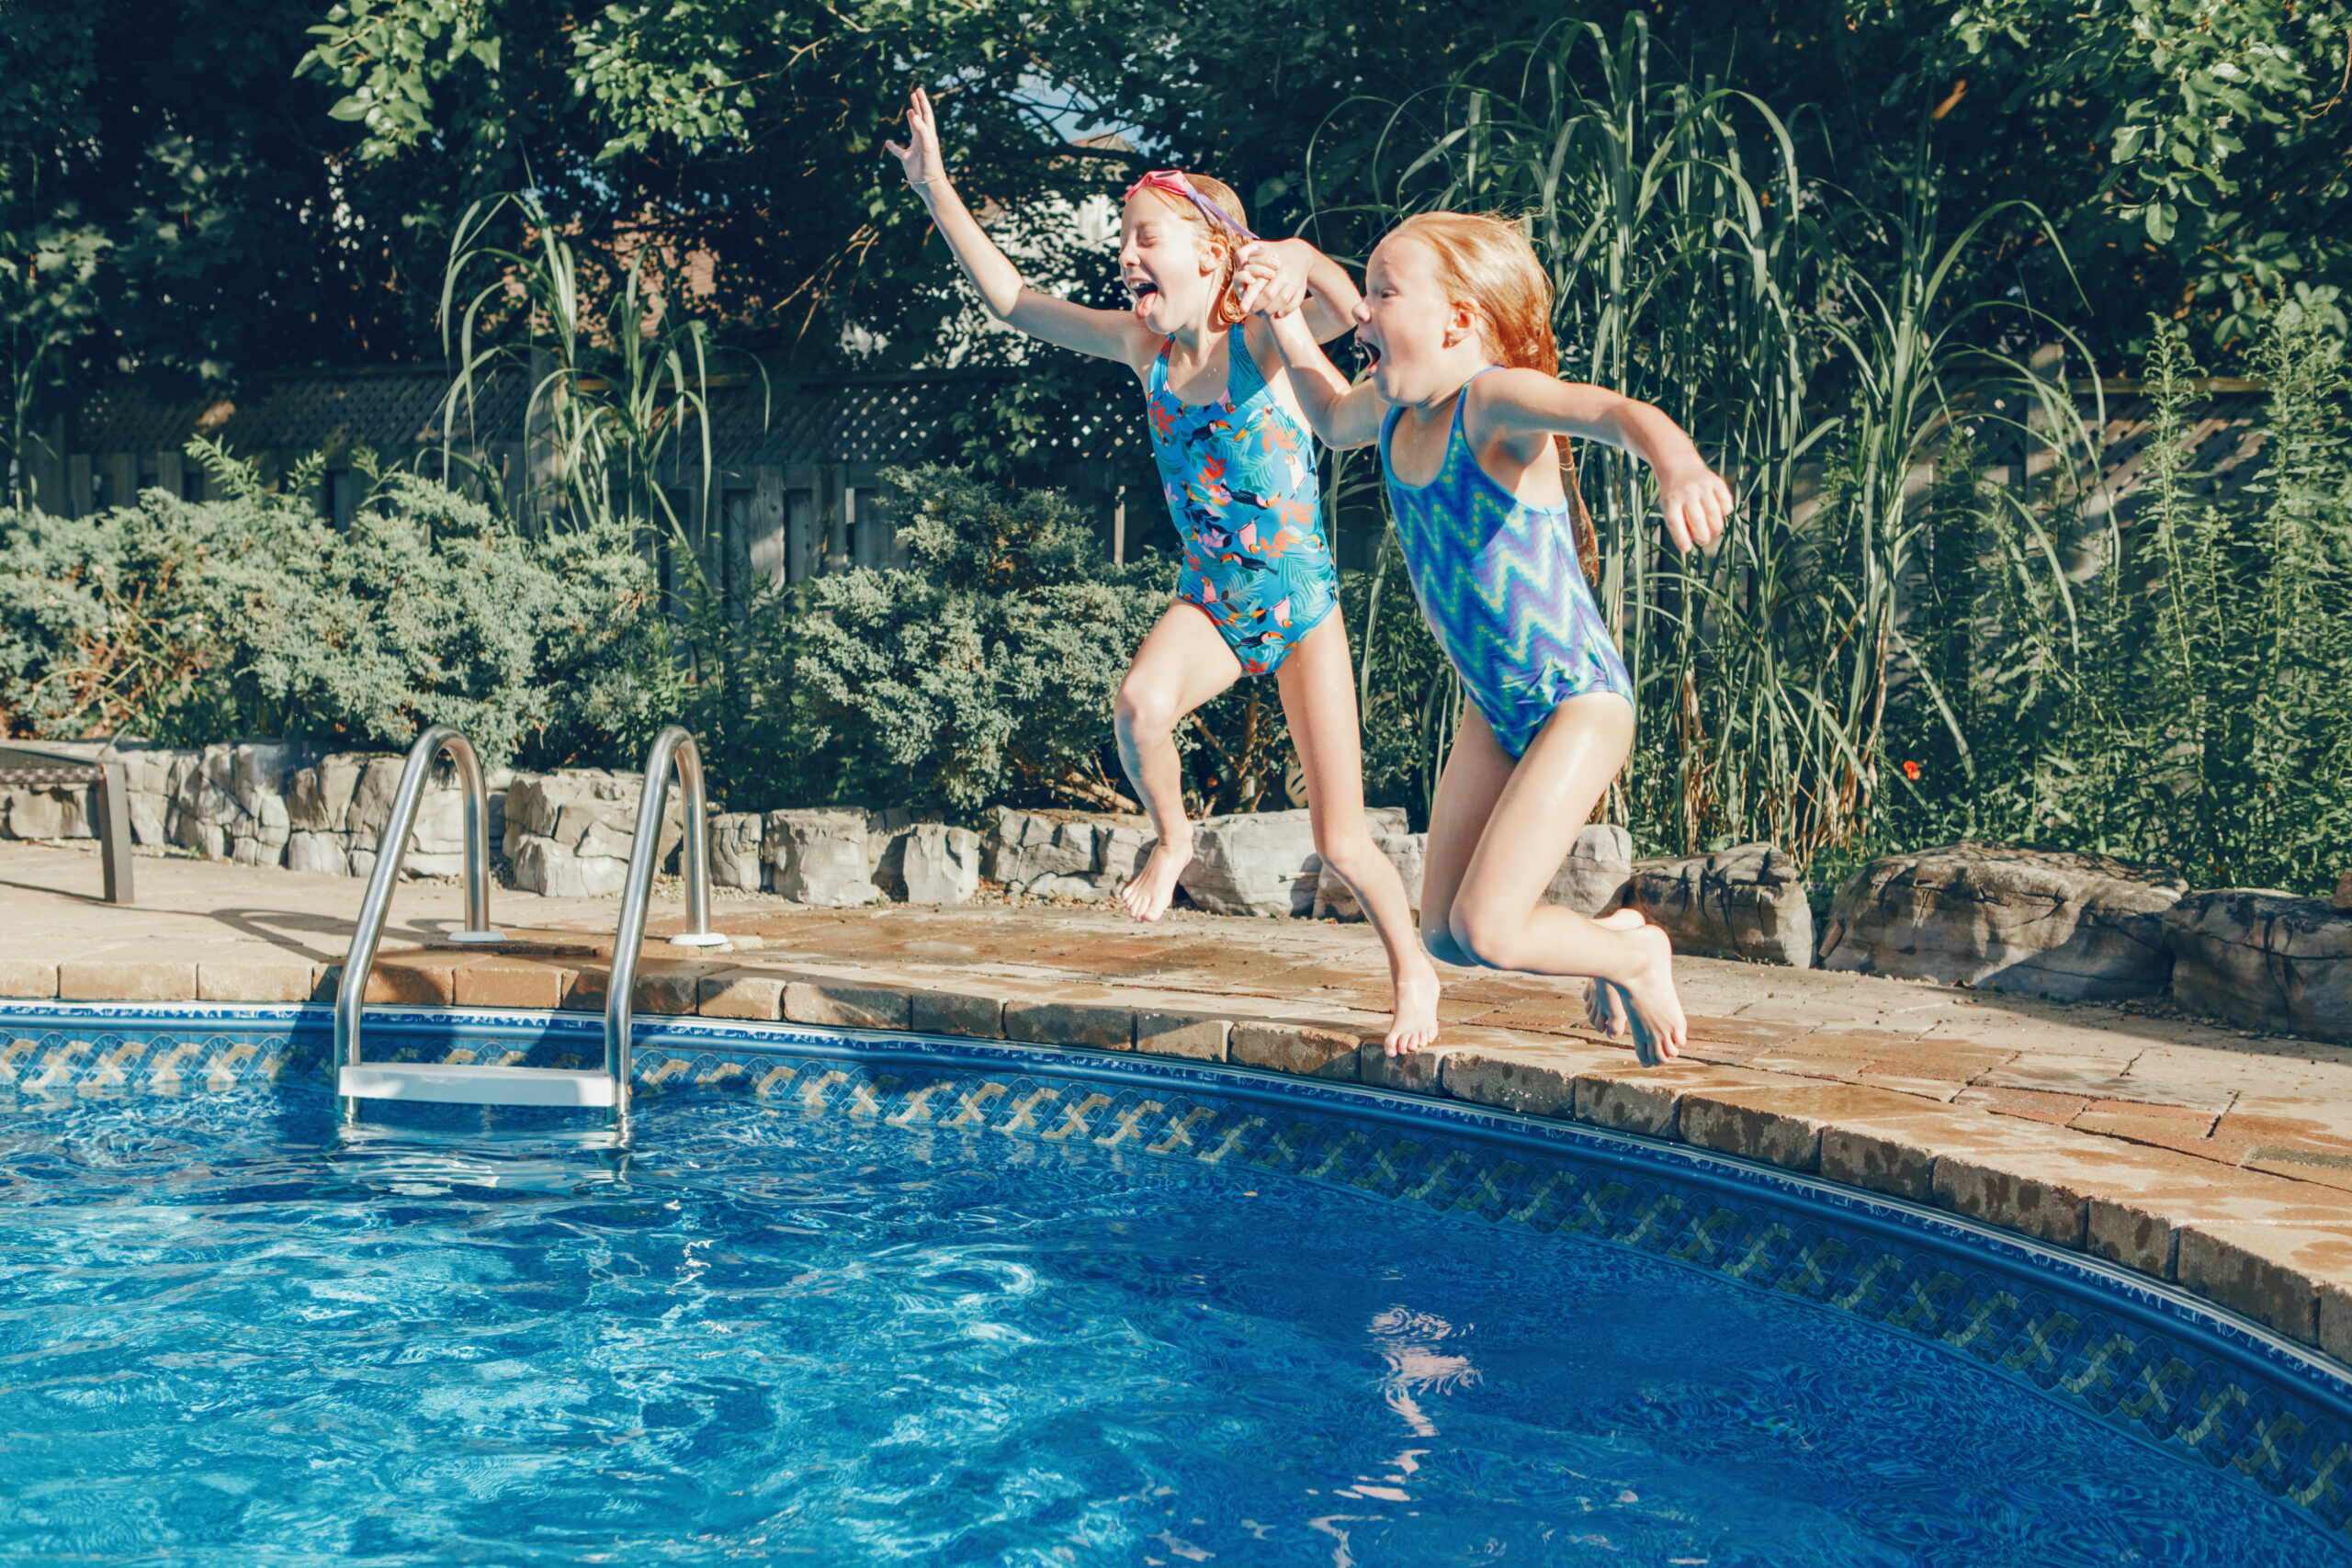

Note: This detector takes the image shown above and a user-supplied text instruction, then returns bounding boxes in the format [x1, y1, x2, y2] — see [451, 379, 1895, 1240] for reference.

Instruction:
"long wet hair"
[1389, 210, 1600, 584]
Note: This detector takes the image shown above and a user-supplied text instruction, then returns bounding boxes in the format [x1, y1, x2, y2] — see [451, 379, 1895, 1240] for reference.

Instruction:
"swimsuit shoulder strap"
[1147, 335, 1174, 396]
[1451, 365, 1504, 438]
[1224, 321, 1264, 404]
[1438, 365, 1510, 476]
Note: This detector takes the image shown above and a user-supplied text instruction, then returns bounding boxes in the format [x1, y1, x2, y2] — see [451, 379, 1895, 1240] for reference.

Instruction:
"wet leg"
[1114, 603, 1241, 921]
[1276, 613, 1442, 1055]
[1429, 696, 1687, 1064]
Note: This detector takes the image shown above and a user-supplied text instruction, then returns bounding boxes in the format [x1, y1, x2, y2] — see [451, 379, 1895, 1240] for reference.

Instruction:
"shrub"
[786, 464, 1171, 815]
[0, 448, 678, 769]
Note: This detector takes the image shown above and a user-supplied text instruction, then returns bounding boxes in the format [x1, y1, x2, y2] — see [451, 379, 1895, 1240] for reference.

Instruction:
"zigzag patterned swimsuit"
[1380, 367, 1633, 758]
[1146, 323, 1337, 675]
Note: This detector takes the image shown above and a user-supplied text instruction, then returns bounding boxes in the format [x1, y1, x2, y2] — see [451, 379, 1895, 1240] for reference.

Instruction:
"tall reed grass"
[1314, 14, 2102, 865]
[1883, 310, 2352, 891]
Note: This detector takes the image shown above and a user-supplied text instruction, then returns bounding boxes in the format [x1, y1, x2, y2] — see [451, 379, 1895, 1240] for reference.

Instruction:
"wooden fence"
[17, 365, 1162, 599]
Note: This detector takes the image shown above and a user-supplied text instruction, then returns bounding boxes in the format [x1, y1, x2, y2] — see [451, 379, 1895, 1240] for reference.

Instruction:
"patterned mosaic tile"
[4, 998, 2349, 1541]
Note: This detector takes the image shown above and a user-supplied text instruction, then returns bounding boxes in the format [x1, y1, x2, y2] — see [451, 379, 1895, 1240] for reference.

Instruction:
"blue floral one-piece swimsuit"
[1145, 323, 1337, 675]
[1380, 367, 1632, 758]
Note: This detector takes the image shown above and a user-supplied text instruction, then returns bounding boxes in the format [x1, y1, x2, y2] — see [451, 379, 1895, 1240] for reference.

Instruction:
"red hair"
[1389, 210, 1597, 582]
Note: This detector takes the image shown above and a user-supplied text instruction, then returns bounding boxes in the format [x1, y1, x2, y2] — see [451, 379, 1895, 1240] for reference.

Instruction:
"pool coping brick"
[197, 960, 324, 1004]
[0, 960, 58, 999]
[784, 978, 910, 1032]
[5, 895, 2350, 1371]
[1230, 1020, 1368, 1080]
[59, 959, 199, 1003]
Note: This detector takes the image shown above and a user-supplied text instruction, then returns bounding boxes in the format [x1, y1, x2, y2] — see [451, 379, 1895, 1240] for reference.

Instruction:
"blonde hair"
[1132, 174, 1251, 330]
[1388, 209, 1597, 582]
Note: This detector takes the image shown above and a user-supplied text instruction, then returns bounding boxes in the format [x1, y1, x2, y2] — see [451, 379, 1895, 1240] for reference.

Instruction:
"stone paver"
[3, 838, 2351, 1357]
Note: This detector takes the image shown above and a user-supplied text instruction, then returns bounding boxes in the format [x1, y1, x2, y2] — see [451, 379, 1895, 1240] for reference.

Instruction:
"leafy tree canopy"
[2, 0, 2344, 430]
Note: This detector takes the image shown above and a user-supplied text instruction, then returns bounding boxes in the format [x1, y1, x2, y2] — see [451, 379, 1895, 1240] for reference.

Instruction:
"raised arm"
[1263, 307, 1385, 450]
[886, 87, 1151, 368]
[1465, 368, 1733, 551]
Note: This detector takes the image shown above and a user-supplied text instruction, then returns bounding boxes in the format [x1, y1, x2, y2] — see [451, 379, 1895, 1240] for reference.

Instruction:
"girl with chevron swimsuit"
[1266, 212, 1734, 1064]
[887, 87, 1442, 1054]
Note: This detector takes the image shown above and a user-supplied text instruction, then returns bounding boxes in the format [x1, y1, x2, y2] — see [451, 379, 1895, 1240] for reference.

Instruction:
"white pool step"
[336, 1061, 617, 1109]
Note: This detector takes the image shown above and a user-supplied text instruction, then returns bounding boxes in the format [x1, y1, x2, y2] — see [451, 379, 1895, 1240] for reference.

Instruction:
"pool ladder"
[334, 724, 726, 1123]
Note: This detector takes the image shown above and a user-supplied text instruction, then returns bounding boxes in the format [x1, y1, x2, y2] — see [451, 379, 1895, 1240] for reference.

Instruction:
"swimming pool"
[2, 1000, 2346, 1562]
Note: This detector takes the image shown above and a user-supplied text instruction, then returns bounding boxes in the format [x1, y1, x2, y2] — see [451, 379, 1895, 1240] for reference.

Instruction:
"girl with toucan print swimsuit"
[886, 86, 1442, 1055]
[1264, 212, 1733, 1065]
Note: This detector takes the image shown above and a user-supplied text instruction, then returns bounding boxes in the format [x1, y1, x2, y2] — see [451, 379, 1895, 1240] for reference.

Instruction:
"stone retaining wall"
[18, 746, 2352, 1040]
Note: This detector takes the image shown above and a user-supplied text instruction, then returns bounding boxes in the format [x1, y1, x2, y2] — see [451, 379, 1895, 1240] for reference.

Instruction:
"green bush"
[782, 464, 1171, 815]
[0, 449, 678, 769]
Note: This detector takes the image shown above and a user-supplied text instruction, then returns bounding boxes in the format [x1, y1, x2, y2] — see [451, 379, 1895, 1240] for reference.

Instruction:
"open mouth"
[1357, 334, 1384, 371]
[1126, 279, 1161, 303]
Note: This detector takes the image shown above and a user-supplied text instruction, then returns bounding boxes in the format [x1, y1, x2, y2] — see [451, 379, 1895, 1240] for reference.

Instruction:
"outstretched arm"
[1466, 369, 1733, 551]
[1262, 308, 1385, 450]
[886, 87, 1150, 368]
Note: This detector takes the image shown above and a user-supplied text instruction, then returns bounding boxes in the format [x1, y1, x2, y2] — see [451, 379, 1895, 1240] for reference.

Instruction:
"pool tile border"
[4, 998, 2352, 1546]
[2, 985, 2347, 1367]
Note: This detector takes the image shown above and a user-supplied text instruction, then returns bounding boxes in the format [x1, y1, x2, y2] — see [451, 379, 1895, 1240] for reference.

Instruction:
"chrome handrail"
[334, 724, 503, 1122]
[604, 725, 725, 1122]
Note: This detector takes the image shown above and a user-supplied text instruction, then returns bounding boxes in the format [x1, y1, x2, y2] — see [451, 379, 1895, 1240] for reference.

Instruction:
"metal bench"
[0, 742, 135, 904]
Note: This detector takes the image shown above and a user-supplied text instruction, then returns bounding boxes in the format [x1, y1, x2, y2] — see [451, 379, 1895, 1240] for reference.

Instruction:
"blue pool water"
[0, 1056, 2343, 1566]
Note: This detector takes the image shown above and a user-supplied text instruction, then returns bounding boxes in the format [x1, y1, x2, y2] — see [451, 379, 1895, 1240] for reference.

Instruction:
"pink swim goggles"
[1122, 170, 1259, 242]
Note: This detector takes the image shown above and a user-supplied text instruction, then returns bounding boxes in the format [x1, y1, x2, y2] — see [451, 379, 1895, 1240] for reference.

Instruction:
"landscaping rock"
[985, 807, 1159, 898]
[1630, 841, 1813, 967]
[282, 750, 510, 880]
[901, 823, 982, 905]
[170, 744, 239, 858]
[285, 753, 367, 835]
[1182, 808, 1324, 918]
[2163, 890, 2352, 1043]
[767, 807, 879, 906]
[0, 738, 191, 843]
[1818, 842, 2184, 999]
[2335, 868, 2352, 913]
[285, 830, 349, 876]
[227, 743, 294, 867]
[1547, 823, 1634, 915]
[987, 807, 1091, 886]
[505, 769, 682, 897]
[988, 808, 1100, 895]
[1, 783, 90, 840]
[117, 744, 195, 845]
[282, 752, 386, 876]
[710, 812, 766, 891]
[162, 742, 306, 865]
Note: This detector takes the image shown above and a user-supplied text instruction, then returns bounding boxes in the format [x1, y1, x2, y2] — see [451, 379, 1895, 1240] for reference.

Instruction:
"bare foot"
[1611, 923, 1687, 1067]
[1583, 909, 1648, 1037]
[1384, 965, 1443, 1057]
[1118, 834, 1193, 921]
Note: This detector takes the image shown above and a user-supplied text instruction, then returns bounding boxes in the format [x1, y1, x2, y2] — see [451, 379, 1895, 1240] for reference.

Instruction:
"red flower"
[1902, 760, 1923, 782]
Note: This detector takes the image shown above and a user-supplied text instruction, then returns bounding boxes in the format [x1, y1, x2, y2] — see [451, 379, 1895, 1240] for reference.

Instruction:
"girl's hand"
[1657, 462, 1733, 552]
[883, 86, 946, 196]
[1232, 241, 1311, 318]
